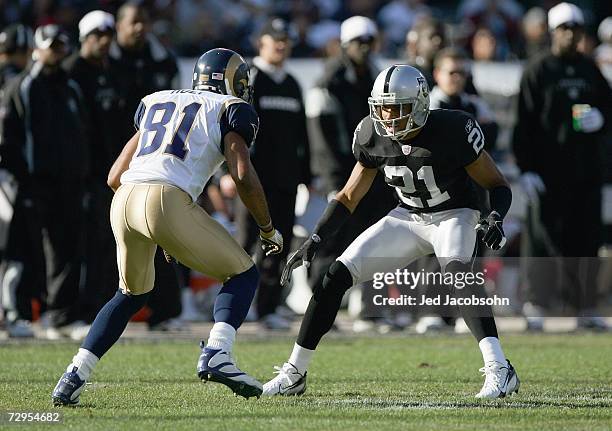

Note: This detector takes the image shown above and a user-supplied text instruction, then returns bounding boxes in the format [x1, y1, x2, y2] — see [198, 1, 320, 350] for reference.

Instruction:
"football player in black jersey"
[263, 65, 519, 399]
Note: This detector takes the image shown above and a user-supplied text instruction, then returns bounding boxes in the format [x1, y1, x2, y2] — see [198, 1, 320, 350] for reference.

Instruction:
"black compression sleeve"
[312, 199, 351, 241]
[489, 185, 512, 219]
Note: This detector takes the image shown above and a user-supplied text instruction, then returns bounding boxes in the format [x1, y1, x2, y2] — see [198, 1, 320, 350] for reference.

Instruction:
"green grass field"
[1, 334, 611, 430]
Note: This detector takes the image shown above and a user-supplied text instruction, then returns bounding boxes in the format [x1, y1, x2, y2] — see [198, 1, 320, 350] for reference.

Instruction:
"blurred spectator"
[405, 17, 446, 88]
[236, 18, 312, 330]
[110, 1, 178, 143]
[0, 28, 34, 338]
[109, 1, 184, 331]
[520, 7, 549, 60]
[577, 30, 598, 57]
[0, 24, 90, 339]
[306, 19, 341, 57]
[63, 11, 127, 325]
[173, 0, 217, 56]
[287, 6, 317, 58]
[430, 47, 498, 149]
[305, 16, 396, 325]
[471, 26, 498, 61]
[513, 3, 611, 330]
[458, 0, 523, 60]
[0, 24, 33, 89]
[344, 0, 379, 19]
[377, 0, 430, 57]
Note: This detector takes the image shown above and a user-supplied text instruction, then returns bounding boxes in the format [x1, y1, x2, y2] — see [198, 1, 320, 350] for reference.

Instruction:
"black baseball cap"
[0, 24, 33, 54]
[259, 17, 290, 40]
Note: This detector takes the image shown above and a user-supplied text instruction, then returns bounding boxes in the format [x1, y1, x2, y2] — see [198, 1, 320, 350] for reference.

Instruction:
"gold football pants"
[110, 183, 253, 295]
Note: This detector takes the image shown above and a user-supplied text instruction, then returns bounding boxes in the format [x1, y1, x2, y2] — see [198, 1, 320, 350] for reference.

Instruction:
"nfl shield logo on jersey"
[401, 145, 412, 155]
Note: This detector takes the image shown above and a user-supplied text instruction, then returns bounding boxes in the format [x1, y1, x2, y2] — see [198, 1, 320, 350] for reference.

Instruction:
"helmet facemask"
[368, 99, 417, 141]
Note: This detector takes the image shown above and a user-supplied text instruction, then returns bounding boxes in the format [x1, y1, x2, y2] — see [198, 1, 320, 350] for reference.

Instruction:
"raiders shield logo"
[401, 145, 412, 155]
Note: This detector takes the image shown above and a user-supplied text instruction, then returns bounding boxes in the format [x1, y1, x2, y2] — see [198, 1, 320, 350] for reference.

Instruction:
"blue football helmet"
[192, 48, 253, 104]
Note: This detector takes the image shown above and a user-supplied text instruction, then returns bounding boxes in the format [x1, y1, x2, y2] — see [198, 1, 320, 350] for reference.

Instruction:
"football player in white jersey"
[52, 48, 283, 405]
[263, 65, 520, 399]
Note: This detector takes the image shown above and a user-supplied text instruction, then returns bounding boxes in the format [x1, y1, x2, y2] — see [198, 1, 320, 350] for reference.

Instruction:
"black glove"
[280, 233, 322, 286]
[475, 211, 507, 250]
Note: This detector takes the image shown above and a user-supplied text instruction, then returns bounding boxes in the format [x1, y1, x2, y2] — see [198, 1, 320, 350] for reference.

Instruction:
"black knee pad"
[313, 261, 353, 300]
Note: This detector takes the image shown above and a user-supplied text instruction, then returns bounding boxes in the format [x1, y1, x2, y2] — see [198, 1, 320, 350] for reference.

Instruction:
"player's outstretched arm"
[281, 162, 377, 285]
[224, 131, 283, 256]
[465, 151, 512, 250]
[108, 131, 140, 192]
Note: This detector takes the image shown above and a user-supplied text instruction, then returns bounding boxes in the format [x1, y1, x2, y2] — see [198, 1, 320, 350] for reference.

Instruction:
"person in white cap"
[304, 15, 397, 333]
[63, 10, 128, 333]
[513, 2, 612, 331]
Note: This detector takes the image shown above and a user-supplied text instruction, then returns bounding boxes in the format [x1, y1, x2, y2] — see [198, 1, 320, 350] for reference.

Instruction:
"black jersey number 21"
[384, 165, 450, 208]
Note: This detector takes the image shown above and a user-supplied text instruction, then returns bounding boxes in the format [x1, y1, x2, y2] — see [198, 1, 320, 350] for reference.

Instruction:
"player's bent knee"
[315, 261, 353, 300]
[119, 289, 151, 312]
[226, 263, 259, 285]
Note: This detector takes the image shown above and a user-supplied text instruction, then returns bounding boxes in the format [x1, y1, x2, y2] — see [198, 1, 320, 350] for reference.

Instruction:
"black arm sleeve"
[312, 199, 352, 241]
[489, 185, 512, 219]
[219, 102, 259, 151]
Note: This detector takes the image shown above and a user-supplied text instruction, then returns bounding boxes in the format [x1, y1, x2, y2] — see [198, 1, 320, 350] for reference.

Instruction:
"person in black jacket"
[0, 24, 32, 90]
[110, 2, 179, 144]
[109, 1, 184, 330]
[234, 18, 311, 330]
[0, 24, 90, 339]
[305, 16, 396, 319]
[63, 11, 128, 325]
[513, 3, 611, 330]
[0, 23, 33, 338]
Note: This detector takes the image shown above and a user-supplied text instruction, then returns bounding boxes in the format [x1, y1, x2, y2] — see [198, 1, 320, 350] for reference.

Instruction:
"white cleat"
[475, 359, 520, 399]
[197, 343, 263, 399]
[262, 362, 307, 396]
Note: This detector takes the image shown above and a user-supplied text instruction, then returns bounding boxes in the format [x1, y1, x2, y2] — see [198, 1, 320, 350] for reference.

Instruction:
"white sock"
[479, 337, 506, 365]
[288, 343, 314, 374]
[206, 322, 236, 352]
[67, 348, 99, 381]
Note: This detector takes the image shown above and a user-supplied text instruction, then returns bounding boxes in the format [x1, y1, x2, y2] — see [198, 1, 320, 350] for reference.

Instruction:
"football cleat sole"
[199, 370, 262, 399]
[52, 394, 79, 407]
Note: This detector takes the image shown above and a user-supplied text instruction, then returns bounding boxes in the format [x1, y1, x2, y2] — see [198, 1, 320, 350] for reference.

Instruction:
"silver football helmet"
[368, 65, 430, 140]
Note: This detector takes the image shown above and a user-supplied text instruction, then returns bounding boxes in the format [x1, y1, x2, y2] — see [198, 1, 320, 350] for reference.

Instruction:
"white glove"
[520, 172, 546, 203]
[578, 107, 604, 133]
